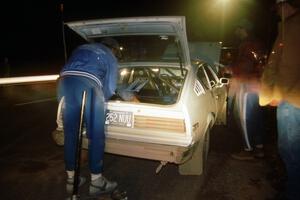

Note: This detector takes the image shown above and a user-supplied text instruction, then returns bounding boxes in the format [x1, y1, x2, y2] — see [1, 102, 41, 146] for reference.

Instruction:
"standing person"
[57, 37, 120, 196]
[228, 19, 267, 160]
[259, 0, 300, 199]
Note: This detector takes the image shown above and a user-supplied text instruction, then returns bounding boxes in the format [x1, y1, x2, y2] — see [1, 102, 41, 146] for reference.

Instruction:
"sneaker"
[254, 147, 265, 158]
[66, 176, 86, 194]
[89, 176, 118, 196]
[231, 150, 255, 161]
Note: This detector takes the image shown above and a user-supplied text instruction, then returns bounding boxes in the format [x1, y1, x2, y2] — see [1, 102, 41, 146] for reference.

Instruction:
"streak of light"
[15, 97, 57, 106]
[0, 75, 59, 85]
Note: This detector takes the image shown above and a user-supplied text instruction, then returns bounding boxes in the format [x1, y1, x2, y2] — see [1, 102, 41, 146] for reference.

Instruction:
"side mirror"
[217, 78, 230, 87]
[220, 77, 230, 85]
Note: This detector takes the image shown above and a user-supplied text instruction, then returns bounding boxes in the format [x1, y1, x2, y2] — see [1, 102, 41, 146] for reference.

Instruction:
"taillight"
[134, 115, 186, 133]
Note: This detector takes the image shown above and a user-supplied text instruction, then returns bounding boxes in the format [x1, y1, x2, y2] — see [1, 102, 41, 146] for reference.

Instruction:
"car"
[52, 16, 229, 175]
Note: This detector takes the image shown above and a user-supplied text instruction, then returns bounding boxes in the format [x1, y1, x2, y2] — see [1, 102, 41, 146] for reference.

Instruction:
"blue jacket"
[60, 43, 118, 101]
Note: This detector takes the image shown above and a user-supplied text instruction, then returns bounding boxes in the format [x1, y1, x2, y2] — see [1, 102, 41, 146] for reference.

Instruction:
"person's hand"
[110, 93, 124, 101]
[132, 95, 140, 103]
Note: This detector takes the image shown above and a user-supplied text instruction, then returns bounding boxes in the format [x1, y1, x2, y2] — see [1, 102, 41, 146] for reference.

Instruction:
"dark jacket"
[60, 43, 118, 100]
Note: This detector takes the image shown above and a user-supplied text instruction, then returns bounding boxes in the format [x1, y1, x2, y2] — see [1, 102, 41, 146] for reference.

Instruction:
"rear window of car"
[116, 66, 187, 105]
[94, 35, 181, 63]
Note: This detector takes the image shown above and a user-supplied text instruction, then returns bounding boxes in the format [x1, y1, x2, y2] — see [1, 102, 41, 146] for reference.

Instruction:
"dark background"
[1, 0, 278, 76]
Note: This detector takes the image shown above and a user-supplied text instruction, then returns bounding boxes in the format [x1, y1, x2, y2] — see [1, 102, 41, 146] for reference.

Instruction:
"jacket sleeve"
[105, 55, 118, 100]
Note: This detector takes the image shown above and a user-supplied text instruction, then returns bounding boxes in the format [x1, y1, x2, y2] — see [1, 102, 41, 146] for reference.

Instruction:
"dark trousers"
[277, 102, 300, 200]
[58, 76, 105, 174]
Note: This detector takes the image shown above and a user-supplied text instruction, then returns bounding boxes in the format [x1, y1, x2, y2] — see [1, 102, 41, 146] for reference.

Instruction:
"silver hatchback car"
[53, 16, 229, 175]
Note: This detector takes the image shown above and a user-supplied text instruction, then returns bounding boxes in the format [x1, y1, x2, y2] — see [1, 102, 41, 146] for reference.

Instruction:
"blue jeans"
[58, 76, 105, 174]
[277, 102, 300, 200]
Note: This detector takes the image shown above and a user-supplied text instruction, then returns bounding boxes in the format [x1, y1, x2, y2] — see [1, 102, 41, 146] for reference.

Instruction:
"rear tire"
[202, 128, 210, 175]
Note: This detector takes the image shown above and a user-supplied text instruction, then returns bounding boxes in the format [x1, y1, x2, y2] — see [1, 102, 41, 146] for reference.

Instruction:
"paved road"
[0, 83, 280, 200]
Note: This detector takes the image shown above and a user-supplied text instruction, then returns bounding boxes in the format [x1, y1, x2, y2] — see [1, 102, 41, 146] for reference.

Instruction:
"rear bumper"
[52, 130, 190, 164]
[104, 137, 188, 163]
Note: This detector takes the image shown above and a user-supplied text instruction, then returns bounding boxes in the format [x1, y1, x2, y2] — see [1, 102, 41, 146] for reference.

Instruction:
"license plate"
[105, 110, 133, 128]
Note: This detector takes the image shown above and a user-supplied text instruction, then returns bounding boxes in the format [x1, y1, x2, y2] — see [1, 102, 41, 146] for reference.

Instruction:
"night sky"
[1, 0, 277, 76]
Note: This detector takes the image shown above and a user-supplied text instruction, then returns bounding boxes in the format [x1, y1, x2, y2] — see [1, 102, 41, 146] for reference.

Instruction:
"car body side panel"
[180, 66, 215, 143]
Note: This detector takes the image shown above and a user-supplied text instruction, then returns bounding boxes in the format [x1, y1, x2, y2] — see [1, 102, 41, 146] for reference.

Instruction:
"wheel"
[201, 129, 210, 175]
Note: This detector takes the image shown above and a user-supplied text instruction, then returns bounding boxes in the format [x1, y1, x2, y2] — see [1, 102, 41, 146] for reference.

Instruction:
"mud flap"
[179, 128, 210, 175]
[178, 141, 204, 175]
